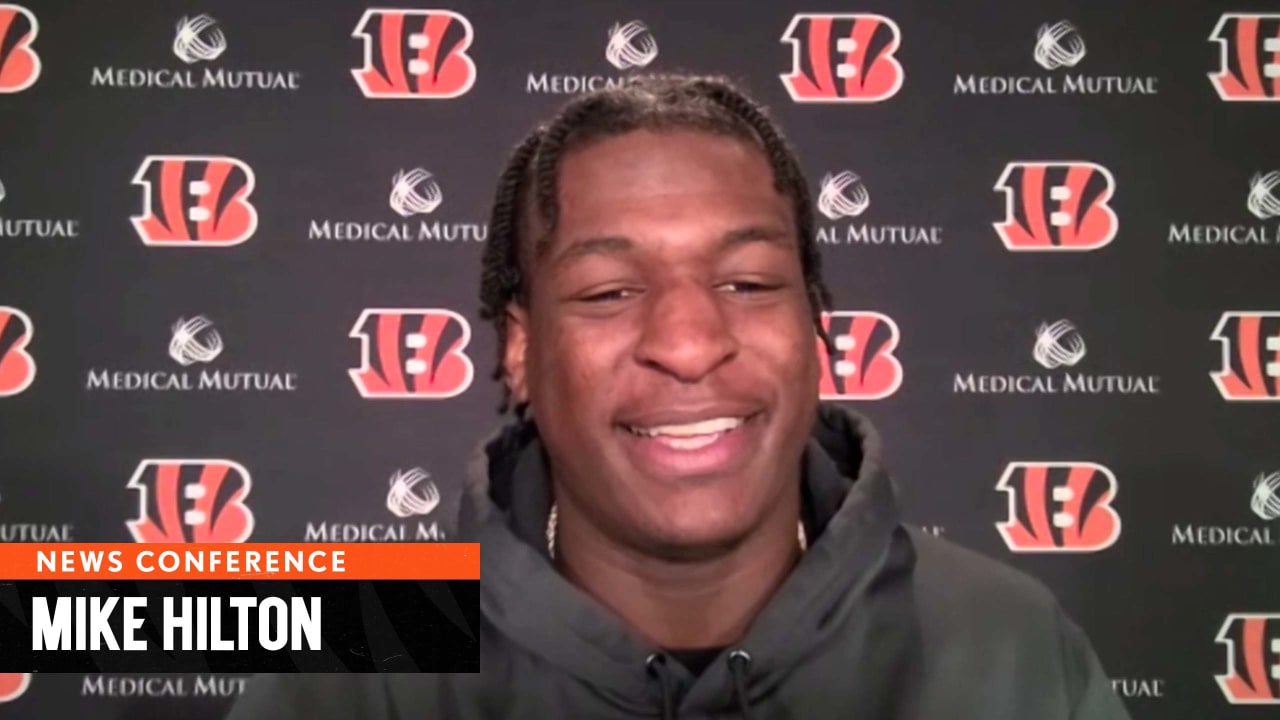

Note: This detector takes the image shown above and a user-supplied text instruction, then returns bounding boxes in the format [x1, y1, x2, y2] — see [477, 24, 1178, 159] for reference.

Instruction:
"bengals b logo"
[817, 311, 902, 400]
[127, 459, 254, 543]
[0, 5, 39, 93]
[0, 673, 30, 703]
[132, 155, 257, 247]
[350, 308, 474, 399]
[0, 306, 35, 397]
[1210, 14, 1280, 101]
[996, 462, 1121, 553]
[781, 13, 903, 102]
[995, 162, 1117, 251]
[352, 9, 476, 99]
[1212, 312, 1280, 401]
[1217, 614, 1280, 704]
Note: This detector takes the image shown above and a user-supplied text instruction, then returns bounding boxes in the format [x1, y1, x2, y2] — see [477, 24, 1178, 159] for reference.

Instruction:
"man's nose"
[633, 282, 739, 382]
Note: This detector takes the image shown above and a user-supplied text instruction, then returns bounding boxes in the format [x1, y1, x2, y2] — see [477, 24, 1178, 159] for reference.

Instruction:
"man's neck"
[552, 492, 803, 650]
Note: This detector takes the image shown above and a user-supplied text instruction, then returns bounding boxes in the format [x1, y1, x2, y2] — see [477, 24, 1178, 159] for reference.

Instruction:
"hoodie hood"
[229, 407, 1133, 720]
[458, 402, 914, 716]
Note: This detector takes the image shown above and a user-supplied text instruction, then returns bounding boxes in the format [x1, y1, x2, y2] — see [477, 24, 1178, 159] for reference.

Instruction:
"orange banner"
[0, 543, 478, 580]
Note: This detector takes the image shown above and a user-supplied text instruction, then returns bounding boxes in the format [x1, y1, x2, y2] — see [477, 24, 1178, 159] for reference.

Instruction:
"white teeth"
[630, 416, 744, 438]
[660, 434, 720, 450]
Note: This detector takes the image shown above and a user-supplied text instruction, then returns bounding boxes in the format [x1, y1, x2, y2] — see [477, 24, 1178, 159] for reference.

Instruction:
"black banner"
[0, 580, 478, 672]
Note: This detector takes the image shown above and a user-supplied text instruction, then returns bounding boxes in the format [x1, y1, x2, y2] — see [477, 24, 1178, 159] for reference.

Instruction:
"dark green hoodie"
[227, 403, 1131, 719]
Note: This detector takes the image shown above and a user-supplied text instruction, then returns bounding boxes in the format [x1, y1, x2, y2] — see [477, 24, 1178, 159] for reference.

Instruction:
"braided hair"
[479, 74, 836, 417]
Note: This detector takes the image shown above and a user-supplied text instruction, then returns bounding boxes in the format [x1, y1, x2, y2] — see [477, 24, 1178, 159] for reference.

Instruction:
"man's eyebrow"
[718, 225, 794, 250]
[541, 224, 794, 269]
[542, 235, 633, 268]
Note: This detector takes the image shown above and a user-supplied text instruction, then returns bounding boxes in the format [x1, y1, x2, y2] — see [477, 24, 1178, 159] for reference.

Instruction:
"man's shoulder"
[903, 527, 1064, 636]
[899, 528, 1132, 718]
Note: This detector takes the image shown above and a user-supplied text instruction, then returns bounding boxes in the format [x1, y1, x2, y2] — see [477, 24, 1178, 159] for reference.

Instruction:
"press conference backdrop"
[1, 0, 1278, 716]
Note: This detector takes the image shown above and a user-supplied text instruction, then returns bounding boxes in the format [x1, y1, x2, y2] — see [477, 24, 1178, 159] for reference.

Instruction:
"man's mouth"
[617, 408, 762, 478]
[623, 415, 747, 450]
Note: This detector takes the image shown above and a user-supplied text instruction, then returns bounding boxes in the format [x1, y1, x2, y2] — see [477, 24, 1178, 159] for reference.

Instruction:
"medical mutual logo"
[1172, 472, 1279, 548]
[817, 171, 869, 220]
[85, 315, 298, 392]
[605, 21, 658, 70]
[527, 19, 658, 94]
[954, 319, 1160, 395]
[1168, 170, 1280, 247]
[1110, 677, 1166, 700]
[1033, 21, 1085, 70]
[0, 176, 81, 239]
[172, 14, 226, 63]
[1250, 172, 1280, 220]
[389, 168, 443, 217]
[90, 13, 301, 90]
[307, 167, 486, 244]
[1032, 320, 1086, 369]
[168, 316, 223, 366]
[82, 674, 249, 699]
[955, 19, 1157, 96]
[386, 467, 442, 518]
[814, 170, 943, 247]
[1253, 472, 1280, 521]
[304, 467, 447, 541]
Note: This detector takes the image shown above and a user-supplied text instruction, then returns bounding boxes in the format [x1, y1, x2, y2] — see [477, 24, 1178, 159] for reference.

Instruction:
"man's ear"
[504, 303, 530, 406]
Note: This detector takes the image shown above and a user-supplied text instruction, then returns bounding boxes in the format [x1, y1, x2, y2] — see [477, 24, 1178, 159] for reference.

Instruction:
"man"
[228, 74, 1130, 719]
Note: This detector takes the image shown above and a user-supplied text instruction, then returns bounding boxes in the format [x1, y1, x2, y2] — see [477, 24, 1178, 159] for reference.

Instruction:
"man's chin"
[567, 487, 754, 562]
[631, 514, 757, 563]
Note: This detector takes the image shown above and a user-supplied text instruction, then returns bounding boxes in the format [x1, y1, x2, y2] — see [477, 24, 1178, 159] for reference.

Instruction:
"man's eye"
[579, 288, 637, 303]
[719, 281, 779, 294]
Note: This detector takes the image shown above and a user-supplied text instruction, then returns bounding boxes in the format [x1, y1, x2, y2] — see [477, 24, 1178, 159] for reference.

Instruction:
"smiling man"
[229, 75, 1130, 719]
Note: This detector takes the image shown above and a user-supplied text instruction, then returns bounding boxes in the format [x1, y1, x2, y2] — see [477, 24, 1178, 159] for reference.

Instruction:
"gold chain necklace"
[546, 504, 808, 559]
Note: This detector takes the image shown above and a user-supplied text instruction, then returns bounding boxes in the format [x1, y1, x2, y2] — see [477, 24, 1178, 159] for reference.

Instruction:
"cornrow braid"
[686, 77, 835, 348]
[478, 74, 837, 417]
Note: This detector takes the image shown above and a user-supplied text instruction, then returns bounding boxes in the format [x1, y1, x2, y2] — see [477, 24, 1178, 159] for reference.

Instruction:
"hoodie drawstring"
[727, 649, 757, 720]
[646, 653, 677, 720]
[647, 650, 757, 720]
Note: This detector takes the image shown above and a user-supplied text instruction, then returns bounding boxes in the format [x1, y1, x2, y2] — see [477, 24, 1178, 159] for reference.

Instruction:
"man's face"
[504, 129, 820, 555]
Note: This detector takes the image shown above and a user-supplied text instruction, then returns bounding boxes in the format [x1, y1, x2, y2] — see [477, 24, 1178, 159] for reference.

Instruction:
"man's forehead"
[532, 199, 795, 267]
[558, 129, 775, 195]
[521, 129, 793, 268]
